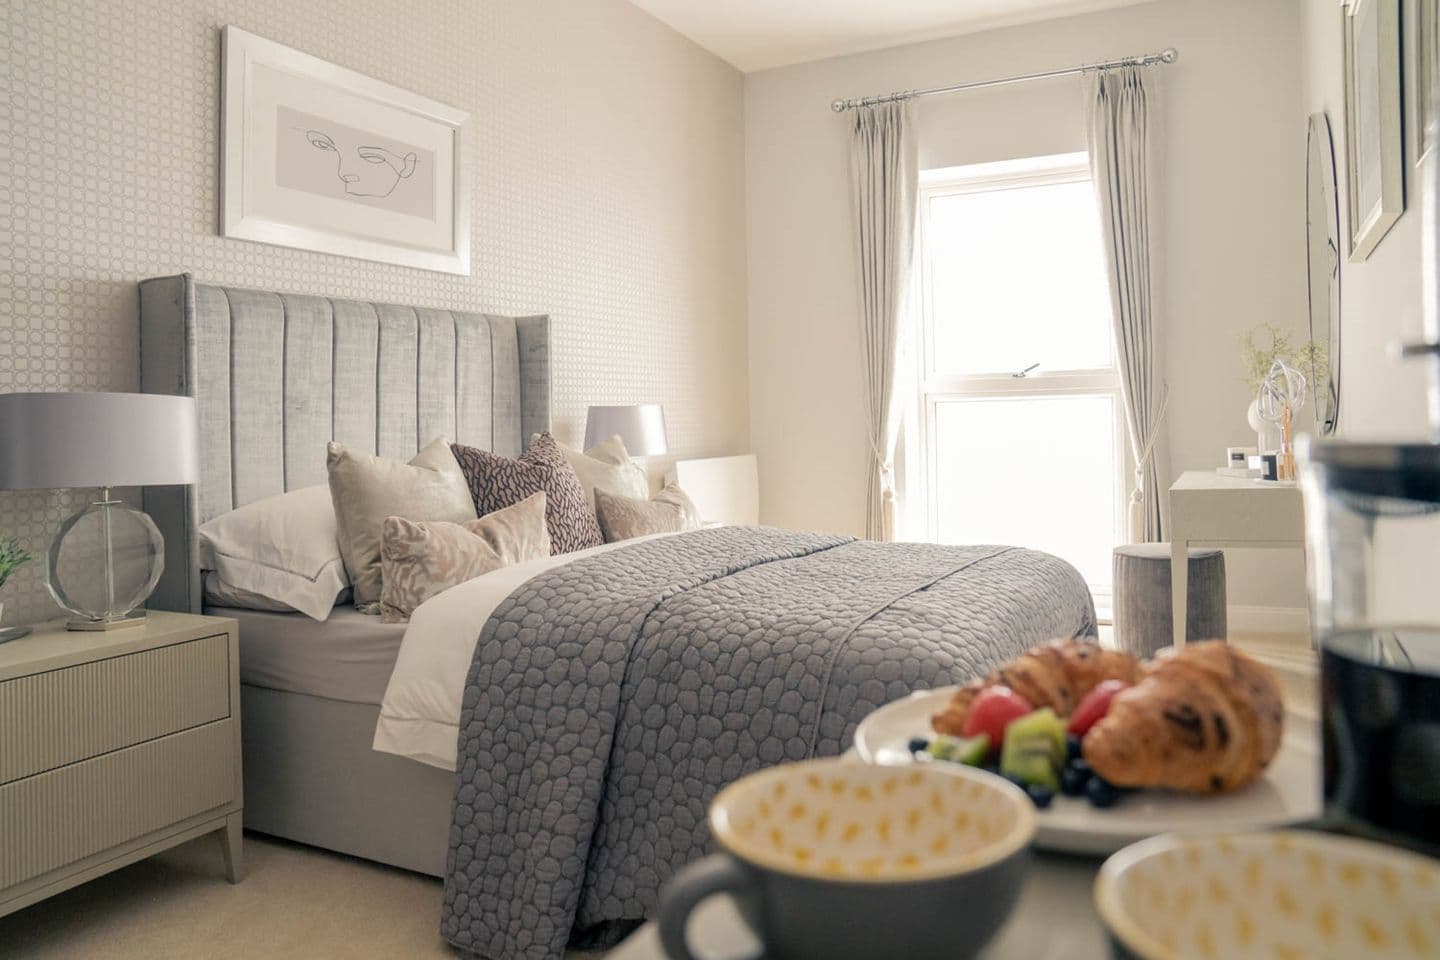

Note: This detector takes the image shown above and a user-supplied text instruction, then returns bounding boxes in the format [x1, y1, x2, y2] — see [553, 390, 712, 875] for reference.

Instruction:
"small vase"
[1247, 398, 1275, 452]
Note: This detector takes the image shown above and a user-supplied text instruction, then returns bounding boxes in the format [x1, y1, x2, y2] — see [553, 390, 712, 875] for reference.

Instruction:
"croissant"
[1082, 641, 1285, 793]
[931, 638, 1142, 737]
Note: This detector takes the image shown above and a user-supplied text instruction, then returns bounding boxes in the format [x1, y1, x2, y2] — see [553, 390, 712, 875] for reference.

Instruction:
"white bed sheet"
[373, 535, 667, 770]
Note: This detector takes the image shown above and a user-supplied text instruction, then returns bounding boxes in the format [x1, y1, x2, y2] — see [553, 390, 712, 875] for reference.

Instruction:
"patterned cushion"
[451, 433, 603, 554]
[379, 492, 551, 623]
[594, 482, 701, 542]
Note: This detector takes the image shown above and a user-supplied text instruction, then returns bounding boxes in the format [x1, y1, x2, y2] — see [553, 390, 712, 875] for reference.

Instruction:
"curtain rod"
[829, 47, 1178, 113]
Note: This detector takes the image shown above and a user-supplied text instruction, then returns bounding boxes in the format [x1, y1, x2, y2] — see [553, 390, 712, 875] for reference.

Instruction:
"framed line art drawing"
[1343, 0, 1403, 261]
[220, 26, 472, 274]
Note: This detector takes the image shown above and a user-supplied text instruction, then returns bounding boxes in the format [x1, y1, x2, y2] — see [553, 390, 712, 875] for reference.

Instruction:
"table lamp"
[584, 404, 668, 457]
[0, 393, 199, 630]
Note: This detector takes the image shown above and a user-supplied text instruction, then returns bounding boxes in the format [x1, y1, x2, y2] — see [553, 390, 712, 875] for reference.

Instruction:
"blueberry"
[1066, 735, 1083, 762]
[1086, 776, 1121, 809]
[1060, 764, 1090, 797]
[1005, 774, 1030, 792]
[1067, 758, 1092, 777]
[908, 737, 929, 754]
[1026, 784, 1054, 809]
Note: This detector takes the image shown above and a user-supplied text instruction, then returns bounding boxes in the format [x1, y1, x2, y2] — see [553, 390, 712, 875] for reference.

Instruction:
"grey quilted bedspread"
[442, 526, 1095, 959]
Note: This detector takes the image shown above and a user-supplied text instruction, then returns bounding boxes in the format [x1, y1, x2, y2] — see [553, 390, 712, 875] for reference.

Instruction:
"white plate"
[852, 686, 1322, 856]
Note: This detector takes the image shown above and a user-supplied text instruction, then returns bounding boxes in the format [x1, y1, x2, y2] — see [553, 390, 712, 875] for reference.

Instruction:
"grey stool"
[1112, 543, 1227, 657]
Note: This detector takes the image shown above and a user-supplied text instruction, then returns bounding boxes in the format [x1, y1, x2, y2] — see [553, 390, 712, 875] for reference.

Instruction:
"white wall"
[1301, 0, 1431, 440]
[0, 0, 749, 624]
[745, 0, 1312, 620]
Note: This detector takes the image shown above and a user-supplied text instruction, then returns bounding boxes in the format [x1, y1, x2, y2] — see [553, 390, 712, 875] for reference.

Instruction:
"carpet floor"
[0, 832, 608, 959]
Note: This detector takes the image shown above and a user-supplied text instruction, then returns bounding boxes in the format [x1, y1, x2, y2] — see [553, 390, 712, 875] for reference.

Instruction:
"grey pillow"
[594, 483, 701, 543]
[327, 437, 477, 611]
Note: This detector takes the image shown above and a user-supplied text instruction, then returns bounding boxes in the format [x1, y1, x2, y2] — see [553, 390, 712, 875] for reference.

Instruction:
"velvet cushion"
[327, 437, 477, 611]
[450, 433, 603, 553]
[594, 483, 701, 542]
[379, 492, 551, 623]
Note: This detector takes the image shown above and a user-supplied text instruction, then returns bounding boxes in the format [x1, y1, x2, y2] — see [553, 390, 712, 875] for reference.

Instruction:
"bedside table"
[0, 611, 242, 918]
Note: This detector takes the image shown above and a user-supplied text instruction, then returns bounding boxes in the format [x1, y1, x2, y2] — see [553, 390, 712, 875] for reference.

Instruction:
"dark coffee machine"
[1301, 443, 1440, 854]
[1298, 71, 1440, 855]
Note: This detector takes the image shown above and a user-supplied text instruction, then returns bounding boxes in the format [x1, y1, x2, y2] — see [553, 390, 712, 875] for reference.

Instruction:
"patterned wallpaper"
[0, 0, 750, 623]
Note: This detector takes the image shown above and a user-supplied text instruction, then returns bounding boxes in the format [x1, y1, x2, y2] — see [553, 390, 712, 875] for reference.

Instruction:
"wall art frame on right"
[1344, 0, 1404, 261]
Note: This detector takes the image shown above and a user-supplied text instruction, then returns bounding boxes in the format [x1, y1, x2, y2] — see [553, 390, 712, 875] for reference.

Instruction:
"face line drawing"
[303, 127, 418, 199]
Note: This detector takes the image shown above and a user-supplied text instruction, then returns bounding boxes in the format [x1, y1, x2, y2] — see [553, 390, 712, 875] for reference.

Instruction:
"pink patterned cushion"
[379, 492, 551, 623]
[450, 433, 603, 553]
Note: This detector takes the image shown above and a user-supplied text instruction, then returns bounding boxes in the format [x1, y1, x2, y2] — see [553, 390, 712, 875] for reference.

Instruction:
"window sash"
[911, 154, 1129, 608]
[918, 153, 1116, 381]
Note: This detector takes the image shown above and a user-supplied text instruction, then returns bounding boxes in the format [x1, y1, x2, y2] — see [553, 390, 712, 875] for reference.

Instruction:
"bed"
[139, 272, 549, 876]
[138, 274, 1096, 959]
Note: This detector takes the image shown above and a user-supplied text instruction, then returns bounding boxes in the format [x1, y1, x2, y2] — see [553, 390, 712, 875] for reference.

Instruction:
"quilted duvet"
[442, 526, 1095, 959]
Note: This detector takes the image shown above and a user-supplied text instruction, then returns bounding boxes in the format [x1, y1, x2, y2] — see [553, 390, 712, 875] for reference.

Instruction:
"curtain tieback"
[868, 436, 897, 501]
[1130, 382, 1171, 496]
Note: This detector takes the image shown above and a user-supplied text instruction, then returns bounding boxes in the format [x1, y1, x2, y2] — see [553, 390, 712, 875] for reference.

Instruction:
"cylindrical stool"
[1112, 543, 1227, 657]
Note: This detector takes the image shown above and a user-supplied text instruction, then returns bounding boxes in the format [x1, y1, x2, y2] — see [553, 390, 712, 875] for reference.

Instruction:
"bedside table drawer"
[0, 718, 236, 889]
[0, 634, 230, 784]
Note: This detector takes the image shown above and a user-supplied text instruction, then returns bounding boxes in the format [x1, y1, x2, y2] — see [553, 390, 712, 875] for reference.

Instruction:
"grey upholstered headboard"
[138, 273, 550, 613]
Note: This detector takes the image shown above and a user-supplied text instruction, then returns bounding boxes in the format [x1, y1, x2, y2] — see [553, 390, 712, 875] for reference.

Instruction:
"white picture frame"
[1415, 0, 1437, 165]
[220, 26, 472, 275]
[1344, 0, 1404, 261]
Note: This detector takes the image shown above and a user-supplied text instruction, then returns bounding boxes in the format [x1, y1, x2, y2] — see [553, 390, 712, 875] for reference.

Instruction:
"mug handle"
[657, 853, 760, 960]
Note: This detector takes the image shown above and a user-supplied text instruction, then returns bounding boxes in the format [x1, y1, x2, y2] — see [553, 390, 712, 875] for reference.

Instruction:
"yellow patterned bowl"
[1095, 830, 1440, 960]
[659, 758, 1036, 960]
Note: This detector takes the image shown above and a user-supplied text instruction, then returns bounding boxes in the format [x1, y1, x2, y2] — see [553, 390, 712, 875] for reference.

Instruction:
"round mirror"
[1307, 112, 1342, 434]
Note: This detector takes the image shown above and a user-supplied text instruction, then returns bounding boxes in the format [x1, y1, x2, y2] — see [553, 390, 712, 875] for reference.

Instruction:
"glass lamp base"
[46, 491, 164, 628]
[66, 611, 148, 632]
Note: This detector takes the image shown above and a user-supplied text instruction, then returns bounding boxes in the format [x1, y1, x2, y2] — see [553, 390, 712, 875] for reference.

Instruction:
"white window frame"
[911, 152, 1131, 610]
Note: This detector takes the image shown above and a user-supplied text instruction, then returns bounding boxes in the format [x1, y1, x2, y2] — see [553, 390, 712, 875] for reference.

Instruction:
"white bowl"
[1095, 830, 1440, 959]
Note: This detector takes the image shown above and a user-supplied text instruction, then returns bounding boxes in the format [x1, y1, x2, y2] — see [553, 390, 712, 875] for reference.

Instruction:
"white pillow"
[531, 433, 649, 506]
[198, 485, 350, 621]
[203, 571, 352, 613]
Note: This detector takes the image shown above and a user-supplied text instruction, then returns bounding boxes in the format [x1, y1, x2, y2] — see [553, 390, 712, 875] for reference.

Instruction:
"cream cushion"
[379, 492, 551, 623]
[594, 483, 701, 542]
[327, 437, 477, 611]
[198, 484, 349, 621]
[530, 433, 649, 506]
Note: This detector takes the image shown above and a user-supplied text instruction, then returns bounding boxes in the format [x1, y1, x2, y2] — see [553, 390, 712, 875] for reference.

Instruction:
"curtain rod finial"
[831, 99, 849, 113]
[1160, 47, 1178, 64]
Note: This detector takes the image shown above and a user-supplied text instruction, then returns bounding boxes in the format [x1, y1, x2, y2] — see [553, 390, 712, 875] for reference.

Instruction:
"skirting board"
[1228, 604, 1309, 639]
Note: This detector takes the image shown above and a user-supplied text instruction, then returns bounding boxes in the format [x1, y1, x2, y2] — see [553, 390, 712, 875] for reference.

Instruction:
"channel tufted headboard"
[138, 273, 550, 614]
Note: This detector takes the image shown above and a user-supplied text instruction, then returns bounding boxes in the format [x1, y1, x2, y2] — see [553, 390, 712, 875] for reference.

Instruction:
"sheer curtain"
[849, 101, 919, 541]
[1088, 66, 1169, 542]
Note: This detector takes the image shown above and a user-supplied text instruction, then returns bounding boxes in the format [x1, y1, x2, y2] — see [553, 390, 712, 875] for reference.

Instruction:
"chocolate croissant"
[931, 638, 1142, 737]
[1082, 641, 1285, 793]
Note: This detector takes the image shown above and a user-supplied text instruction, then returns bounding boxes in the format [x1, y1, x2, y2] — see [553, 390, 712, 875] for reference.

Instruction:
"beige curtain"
[1088, 67, 1169, 543]
[849, 101, 918, 541]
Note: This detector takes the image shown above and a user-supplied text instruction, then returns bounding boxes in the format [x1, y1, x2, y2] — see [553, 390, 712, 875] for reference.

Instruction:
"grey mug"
[656, 758, 1035, 960]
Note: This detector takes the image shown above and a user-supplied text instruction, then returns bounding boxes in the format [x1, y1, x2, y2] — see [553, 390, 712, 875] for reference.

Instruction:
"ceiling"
[628, 0, 1160, 72]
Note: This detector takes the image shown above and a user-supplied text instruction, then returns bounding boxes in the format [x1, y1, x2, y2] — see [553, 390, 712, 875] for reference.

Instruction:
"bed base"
[240, 684, 453, 877]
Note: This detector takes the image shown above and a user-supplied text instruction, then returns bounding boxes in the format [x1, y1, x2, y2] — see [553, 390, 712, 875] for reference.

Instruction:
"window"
[912, 152, 1127, 609]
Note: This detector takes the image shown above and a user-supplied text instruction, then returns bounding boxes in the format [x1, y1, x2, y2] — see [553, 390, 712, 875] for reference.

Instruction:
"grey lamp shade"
[0, 392, 200, 490]
[584, 404, 668, 457]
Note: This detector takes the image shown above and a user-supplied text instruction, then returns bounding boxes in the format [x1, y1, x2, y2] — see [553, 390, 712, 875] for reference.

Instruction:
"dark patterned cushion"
[451, 434, 603, 554]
